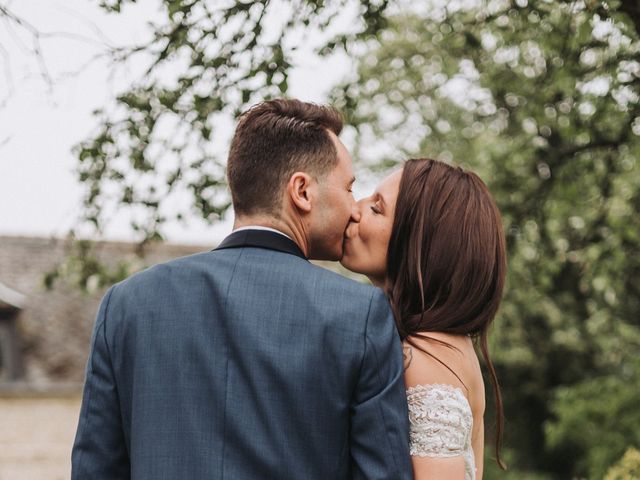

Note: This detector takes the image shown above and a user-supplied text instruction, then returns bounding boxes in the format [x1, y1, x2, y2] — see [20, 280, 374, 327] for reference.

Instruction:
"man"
[72, 99, 412, 479]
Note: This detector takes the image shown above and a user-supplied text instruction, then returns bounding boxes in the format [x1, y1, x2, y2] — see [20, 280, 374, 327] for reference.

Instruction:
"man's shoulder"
[214, 245, 377, 298]
[109, 251, 212, 295]
[302, 261, 378, 296]
[298, 263, 394, 322]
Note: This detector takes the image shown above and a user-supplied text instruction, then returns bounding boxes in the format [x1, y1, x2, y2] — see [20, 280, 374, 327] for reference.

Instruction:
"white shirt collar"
[233, 225, 293, 241]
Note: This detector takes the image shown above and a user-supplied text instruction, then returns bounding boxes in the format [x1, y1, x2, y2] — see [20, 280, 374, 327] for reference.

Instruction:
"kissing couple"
[72, 99, 507, 480]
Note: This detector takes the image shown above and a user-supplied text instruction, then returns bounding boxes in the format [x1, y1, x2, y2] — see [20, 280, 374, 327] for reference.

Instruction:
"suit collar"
[233, 225, 293, 240]
[214, 229, 307, 261]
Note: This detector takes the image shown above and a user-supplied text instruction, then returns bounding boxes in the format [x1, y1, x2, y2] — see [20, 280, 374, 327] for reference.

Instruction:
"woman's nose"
[350, 199, 363, 223]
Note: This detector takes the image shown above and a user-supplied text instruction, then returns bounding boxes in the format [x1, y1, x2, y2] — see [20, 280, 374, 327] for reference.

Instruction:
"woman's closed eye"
[370, 204, 382, 214]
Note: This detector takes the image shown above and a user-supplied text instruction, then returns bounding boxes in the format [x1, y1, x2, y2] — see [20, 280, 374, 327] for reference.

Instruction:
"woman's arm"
[404, 334, 478, 480]
[472, 417, 485, 479]
[412, 456, 466, 479]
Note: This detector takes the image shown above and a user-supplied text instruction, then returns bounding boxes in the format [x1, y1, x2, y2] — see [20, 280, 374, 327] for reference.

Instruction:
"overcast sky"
[0, 0, 360, 245]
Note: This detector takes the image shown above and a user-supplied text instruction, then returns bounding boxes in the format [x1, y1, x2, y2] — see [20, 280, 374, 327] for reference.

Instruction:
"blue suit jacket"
[72, 230, 412, 479]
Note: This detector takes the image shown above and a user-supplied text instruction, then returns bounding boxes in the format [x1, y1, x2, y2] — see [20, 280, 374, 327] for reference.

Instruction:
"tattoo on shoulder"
[403, 344, 413, 370]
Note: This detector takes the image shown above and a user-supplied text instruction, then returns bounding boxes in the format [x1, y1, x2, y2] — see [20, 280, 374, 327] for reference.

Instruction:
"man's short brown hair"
[227, 98, 343, 216]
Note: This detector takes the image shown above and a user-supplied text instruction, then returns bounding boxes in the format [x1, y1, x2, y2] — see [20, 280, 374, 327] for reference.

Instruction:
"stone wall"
[0, 390, 81, 480]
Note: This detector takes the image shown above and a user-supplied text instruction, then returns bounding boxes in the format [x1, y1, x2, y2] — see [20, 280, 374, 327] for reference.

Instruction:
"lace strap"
[407, 383, 473, 458]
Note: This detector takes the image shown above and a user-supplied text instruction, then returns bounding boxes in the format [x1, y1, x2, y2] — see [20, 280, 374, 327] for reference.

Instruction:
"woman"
[341, 158, 506, 479]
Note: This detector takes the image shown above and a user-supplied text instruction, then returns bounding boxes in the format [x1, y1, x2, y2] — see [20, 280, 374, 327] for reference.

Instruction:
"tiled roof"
[0, 235, 211, 386]
[0, 282, 26, 311]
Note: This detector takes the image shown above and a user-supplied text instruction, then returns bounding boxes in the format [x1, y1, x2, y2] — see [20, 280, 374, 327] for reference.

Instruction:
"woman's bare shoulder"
[403, 332, 485, 412]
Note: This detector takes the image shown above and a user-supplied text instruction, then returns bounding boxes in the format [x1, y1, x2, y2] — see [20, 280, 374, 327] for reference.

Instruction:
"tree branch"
[0, 3, 54, 89]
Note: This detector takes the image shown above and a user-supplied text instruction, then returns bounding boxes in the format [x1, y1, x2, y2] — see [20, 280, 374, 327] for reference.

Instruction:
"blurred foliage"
[605, 447, 640, 480]
[6, 0, 637, 477]
[43, 237, 143, 292]
[545, 360, 640, 478]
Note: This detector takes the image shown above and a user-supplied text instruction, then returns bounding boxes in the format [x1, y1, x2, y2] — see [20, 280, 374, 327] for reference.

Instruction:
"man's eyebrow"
[348, 177, 356, 186]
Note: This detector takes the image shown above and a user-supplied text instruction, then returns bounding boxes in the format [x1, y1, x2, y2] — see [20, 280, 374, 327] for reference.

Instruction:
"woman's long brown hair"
[386, 158, 507, 469]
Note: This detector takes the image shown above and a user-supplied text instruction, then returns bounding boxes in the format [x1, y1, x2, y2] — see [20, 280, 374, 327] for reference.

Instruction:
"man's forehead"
[328, 131, 353, 167]
[327, 130, 345, 150]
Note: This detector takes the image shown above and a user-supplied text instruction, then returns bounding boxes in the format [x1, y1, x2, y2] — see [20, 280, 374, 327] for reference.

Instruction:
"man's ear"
[286, 172, 315, 213]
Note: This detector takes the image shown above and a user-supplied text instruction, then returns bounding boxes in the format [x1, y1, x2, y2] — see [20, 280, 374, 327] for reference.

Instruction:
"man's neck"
[234, 216, 310, 257]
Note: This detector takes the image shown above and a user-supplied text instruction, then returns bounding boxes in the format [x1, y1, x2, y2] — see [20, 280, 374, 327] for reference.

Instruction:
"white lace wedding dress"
[406, 383, 476, 480]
